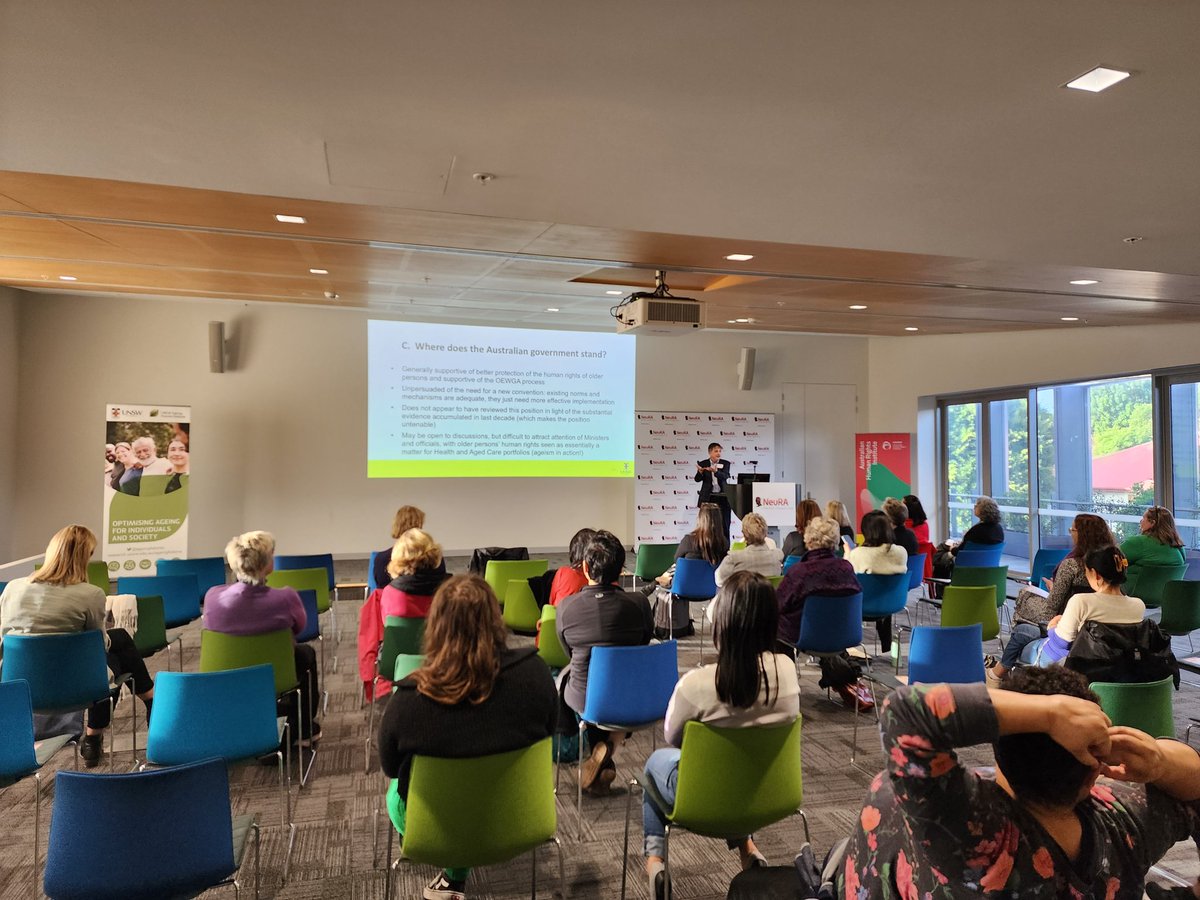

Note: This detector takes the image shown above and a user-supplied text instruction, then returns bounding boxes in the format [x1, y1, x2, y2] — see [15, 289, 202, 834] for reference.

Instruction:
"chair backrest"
[1090, 677, 1175, 738]
[199, 628, 299, 694]
[502, 579, 540, 633]
[88, 562, 112, 595]
[940, 585, 999, 641]
[132, 595, 169, 656]
[367, 550, 383, 593]
[1126, 562, 1188, 609]
[154, 556, 227, 599]
[483, 559, 549, 606]
[1028, 547, 1069, 588]
[380, 616, 426, 677]
[44, 758, 237, 900]
[266, 567, 331, 613]
[394, 654, 424, 682]
[766, 574, 784, 588]
[536, 606, 570, 669]
[117, 574, 201, 628]
[634, 543, 680, 581]
[672, 719, 803, 837]
[917, 541, 936, 579]
[146, 665, 281, 764]
[950, 565, 1009, 610]
[857, 572, 909, 618]
[581, 641, 679, 727]
[274, 553, 336, 591]
[671, 557, 717, 600]
[956, 542, 1004, 567]
[0, 631, 112, 712]
[908, 624, 985, 684]
[296, 589, 321, 643]
[1159, 580, 1200, 635]
[905, 553, 927, 591]
[401, 737, 556, 868]
[782, 554, 803, 573]
[0, 679, 38, 778]
[797, 593, 863, 654]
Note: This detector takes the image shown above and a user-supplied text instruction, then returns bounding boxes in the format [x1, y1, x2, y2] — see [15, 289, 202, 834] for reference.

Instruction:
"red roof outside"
[1092, 441, 1153, 492]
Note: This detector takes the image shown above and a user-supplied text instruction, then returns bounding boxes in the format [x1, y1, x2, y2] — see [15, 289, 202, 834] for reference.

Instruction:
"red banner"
[854, 433, 912, 529]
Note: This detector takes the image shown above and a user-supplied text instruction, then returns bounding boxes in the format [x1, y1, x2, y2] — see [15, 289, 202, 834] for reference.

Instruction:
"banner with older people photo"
[102, 403, 191, 577]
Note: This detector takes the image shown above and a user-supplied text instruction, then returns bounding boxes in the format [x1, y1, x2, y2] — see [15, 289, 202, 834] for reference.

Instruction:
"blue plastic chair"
[155, 556, 226, 601]
[296, 589, 329, 713]
[956, 542, 1004, 568]
[906, 553, 928, 593]
[0, 679, 76, 896]
[1027, 547, 1068, 589]
[797, 593, 864, 656]
[670, 558, 718, 657]
[43, 758, 260, 900]
[570, 641, 679, 835]
[907, 624, 986, 684]
[782, 554, 803, 573]
[117, 574, 201, 628]
[146, 665, 294, 879]
[275, 552, 341, 654]
[367, 550, 383, 594]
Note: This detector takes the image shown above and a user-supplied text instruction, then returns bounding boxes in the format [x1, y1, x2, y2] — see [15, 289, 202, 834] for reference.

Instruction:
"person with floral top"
[839, 668, 1200, 898]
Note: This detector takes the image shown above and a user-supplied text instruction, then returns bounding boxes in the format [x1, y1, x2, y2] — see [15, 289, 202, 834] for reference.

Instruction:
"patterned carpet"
[2, 559, 1199, 899]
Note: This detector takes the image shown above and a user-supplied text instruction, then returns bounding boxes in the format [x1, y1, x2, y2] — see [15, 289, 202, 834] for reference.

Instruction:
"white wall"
[10, 291, 869, 559]
[0, 287, 18, 561]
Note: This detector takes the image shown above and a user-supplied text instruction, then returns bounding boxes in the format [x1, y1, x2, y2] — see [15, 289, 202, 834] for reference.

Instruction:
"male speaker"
[695, 441, 732, 538]
[737, 347, 756, 391]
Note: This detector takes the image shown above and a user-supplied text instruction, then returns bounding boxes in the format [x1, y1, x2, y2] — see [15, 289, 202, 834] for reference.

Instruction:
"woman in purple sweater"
[203, 530, 321, 746]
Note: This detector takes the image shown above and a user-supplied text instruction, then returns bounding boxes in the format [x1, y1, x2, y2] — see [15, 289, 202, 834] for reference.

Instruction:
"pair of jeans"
[641, 748, 747, 858]
[1001, 623, 1045, 670]
[88, 627, 153, 729]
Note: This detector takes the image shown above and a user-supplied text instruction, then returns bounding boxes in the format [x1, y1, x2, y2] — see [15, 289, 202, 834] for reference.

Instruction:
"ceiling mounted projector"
[613, 270, 706, 335]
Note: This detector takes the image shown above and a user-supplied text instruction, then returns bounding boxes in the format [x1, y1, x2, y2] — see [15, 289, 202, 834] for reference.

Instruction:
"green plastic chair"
[393, 654, 423, 682]
[366, 616, 428, 773]
[503, 579, 541, 634]
[536, 605, 570, 669]
[767, 574, 784, 588]
[634, 543, 679, 583]
[731, 540, 747, 551]
[132, 595, 182, 671]
[267, 567, 331, 614]
[621, 719, 808, 898]
[951, 564, 1010, 631]
[33, 560, 112, 594]
[384, 737, 562, 899]
[1090, 677, 1175, 738]
[483, 560, 548, 607]
[1126, 563, 1188, 610]
[1159, 580, 1200, 653]
[940, 585, 999, 642]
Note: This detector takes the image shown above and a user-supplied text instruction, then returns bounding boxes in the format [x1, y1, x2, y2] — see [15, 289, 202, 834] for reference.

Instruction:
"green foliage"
[1090, 379, 1152, 456]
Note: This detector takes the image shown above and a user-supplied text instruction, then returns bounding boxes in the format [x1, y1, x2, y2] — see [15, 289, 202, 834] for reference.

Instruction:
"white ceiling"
[1, 0, 1198, 328]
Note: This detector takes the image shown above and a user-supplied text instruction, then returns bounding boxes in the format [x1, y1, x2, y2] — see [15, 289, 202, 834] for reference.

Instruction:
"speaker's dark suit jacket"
[694, 459, 732, 506]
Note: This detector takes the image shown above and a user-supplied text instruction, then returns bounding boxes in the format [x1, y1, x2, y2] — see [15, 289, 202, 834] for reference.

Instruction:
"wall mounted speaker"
[737, 347, 756, 391]
[208, 321, 226, 373]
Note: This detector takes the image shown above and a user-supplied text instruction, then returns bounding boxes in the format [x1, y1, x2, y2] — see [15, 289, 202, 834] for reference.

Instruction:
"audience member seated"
[558, 529, 655, 796]
[846, 510, 908, 657]
[825, 500, 857, 546]
[991, 546, 1143, 682]
[882, 497, 918, 558]
[380, 528, 449, 621]
[373, 505, 425, 591]
[839, 669, 1200, 897]
[378, 575, 557, 900]
[549, 527, 597, 606]
[951, 495, 1006, 558]
[640, 571, 800, 898]
[781, 499, 823, 561]
[714, 513, 782, 587]
[652, 504, 729, 636]
[0, 524, 155, 767]
[204, 530, 321, 747]
[1121, 505, 1188, 568]
[775, 517, 874, 710]
[1007, 513, 1113, 637]
[902, 494, 929, 544]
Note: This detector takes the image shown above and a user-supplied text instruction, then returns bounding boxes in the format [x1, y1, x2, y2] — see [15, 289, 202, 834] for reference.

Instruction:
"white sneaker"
[424, 873, 466, 900]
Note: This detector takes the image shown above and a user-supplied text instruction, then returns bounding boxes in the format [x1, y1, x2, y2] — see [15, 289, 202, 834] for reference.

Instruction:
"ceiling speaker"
[737, 347, 756, 391]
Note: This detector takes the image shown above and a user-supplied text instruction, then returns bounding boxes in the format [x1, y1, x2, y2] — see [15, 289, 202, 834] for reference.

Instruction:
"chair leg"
[32, 773, 41, 900]
[796, 808, 811, 844]
[531, 844, 537, 898]
[620, 778, 638, 900]
[385, 821, 395, 900]
[553, 835, 565, 900]
[576, 719, 586, 841]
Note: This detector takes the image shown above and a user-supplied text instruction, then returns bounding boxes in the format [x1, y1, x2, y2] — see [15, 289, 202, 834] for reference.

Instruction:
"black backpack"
[1064, 619, 1180, 688]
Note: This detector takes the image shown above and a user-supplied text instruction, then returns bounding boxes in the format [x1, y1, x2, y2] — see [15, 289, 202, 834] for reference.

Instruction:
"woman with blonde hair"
[781, 499, 823, 560]
[379, 575, 557, 900]
[0, 525, 155, 766]
[825, 500, 856, 543]
[372, 505, 426, 591]
[380, 528, 450, 620]
[204, 530, 321, 748]
[714, 513, 782, 586]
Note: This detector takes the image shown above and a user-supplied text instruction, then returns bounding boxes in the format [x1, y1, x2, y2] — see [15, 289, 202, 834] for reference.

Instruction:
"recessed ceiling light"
[546, 307, 560, 312]
[1064, 66, 1132, 93]
[905, 326, 920, 332]
[848, 304, 868, 310]
[725, 254, 754, 262]
[309, 268, 329, 275]
[605, 289, 623, 295]
[275, 214, 307, 224]
[1069, 279, 1099, 286]
[1061, 316, 1080, 322]
[734, 317, 754, 324]
[727, 319, 738, 324]
[58, 275, 77, 281]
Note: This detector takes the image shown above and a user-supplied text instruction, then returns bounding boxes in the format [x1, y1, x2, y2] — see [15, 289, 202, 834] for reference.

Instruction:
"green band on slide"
[368, 459, 634, 478]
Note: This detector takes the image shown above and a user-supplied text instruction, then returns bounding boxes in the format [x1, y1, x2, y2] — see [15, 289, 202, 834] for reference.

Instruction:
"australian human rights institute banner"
[102, 403, 191, 577]
[854, 432, 913, 528]
[634, 411, 776, 545]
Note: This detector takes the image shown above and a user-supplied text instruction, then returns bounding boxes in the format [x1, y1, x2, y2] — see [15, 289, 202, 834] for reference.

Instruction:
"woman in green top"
[1120, 506, 1187, 567]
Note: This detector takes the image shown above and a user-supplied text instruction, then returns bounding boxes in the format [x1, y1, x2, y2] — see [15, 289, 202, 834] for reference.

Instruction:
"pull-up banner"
[102, 403, 191, 577]
[854, 432, 912, 527]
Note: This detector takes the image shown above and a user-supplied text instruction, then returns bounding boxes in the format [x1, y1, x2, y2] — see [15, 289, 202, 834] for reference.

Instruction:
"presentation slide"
[367, 320, 636, 478]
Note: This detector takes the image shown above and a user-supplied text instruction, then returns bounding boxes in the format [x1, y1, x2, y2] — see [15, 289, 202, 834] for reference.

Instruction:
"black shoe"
[80, 734, 104, 768]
